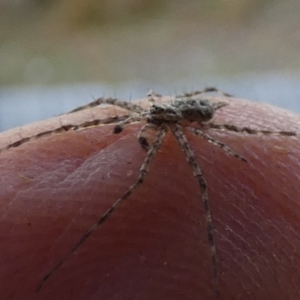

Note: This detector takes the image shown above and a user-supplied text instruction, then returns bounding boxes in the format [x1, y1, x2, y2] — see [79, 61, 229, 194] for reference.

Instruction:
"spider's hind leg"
[209, 123, 296, 137]
[189, 127, 247, 162]
[147, 90, 163, 103]
[176, 87, 233, 99]
[212, 101, 229, 111]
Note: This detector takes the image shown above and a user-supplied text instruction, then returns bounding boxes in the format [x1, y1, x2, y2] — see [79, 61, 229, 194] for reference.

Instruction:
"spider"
[13, 87, 294, 298]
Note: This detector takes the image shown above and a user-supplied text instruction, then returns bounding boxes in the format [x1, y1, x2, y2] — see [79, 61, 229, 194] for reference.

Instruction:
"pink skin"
[0, 98, 299, 300]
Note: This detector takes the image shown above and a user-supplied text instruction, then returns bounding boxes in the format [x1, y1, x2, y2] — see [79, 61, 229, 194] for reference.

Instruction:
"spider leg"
[189, 127, 247, 162]
[176, 87, 233, 98]
[68, 97, 144, 114]
[213, 101, 229, 111]
[146, 90, 163, 103]
[113, 114, 143, 134]
[171, 123, 220, 300]
[37, 125, 167, 292]
[0, 115, 130, 154]
[137, 123, 159, 151]
[208, 123, 296, 136]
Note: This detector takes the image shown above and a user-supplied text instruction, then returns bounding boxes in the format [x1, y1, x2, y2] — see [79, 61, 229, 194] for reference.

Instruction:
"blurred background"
[1, 0, 300, 131]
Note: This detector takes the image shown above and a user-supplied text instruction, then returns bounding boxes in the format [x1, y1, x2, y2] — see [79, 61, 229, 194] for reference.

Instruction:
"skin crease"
[0, 97, 299, 300]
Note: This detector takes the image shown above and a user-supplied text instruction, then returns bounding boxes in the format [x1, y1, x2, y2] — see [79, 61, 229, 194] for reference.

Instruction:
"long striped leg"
[176, 87, 233, 98]
[146, 90, 164, 107]
[147, 90, 162, 102]
[37, 125, 167, 292]
[137, 123, 159, 150]
[171, 123, 220, 300]
[212, 102, 229, 111]
[209, 123, 296, 136]
[113, 115, 144, 133]
[189, 127, 247, 162]
[68, 97, 144, 114]
[0, 115, 129, 154]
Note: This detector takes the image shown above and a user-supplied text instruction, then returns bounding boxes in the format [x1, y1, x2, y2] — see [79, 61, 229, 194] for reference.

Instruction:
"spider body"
[147, 99, 216, 126]
[115, 98, 229, 153]
[137, 98, 227, 126]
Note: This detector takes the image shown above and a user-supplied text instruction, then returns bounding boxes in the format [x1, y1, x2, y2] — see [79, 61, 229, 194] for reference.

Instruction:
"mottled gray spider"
[31, 88, 296, 298]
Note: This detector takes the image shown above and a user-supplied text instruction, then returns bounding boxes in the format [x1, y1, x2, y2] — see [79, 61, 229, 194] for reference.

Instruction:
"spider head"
[173, 99, 215, 122]
[148, 104, 182, 124]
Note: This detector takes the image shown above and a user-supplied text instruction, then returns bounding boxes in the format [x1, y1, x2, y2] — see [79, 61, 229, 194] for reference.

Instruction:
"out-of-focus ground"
[1, 0, 300, 131]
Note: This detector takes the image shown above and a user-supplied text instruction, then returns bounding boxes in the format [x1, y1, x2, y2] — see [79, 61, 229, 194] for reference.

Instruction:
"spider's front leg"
[69, 97, 144, 114]
[112, 115, 159, 151]
[137, 123, 159, 151]
[113, 115, 144, 134]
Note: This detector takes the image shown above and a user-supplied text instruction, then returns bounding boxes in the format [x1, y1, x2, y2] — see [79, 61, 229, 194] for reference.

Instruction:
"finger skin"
[0, 98, 299, 300]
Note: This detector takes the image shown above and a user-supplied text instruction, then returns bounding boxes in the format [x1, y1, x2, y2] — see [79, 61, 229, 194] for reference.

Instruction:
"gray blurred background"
[1, 0, 300, 131]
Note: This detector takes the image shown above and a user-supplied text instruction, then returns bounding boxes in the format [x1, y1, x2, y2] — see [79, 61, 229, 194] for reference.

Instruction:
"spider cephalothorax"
[147, 104, 183, 124]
